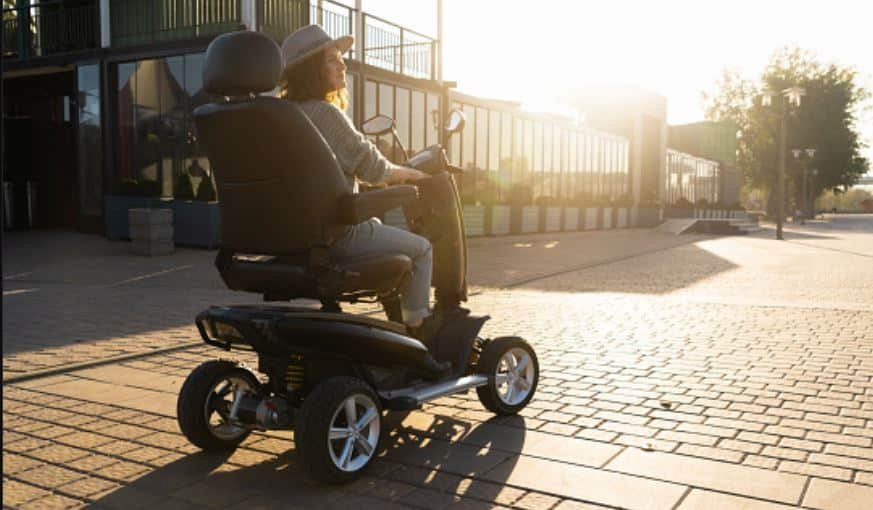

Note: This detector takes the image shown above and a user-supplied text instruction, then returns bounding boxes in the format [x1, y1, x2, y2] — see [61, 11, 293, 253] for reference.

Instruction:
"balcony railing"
[258, 0, 352, 48]
[3, 1, 99, 59]
[258, 0, 435, 80]
[363, 13, 434, 80]
[110, 0, 242, 47]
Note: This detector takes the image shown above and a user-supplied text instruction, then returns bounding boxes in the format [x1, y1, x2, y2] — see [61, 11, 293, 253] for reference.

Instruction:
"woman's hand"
[385, 166, 429, 185]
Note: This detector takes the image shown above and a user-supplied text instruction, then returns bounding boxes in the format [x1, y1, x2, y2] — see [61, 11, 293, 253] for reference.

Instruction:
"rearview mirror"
[445, 109, 466, 134]
[362, 115, 395, 136]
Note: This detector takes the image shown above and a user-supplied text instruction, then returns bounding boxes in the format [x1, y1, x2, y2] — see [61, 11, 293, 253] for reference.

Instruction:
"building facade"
[2, 0, 730, 237]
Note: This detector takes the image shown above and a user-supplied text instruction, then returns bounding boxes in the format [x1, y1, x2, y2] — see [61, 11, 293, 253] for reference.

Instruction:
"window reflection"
[115, 52, 213, 199]
[78, 64, 102, 216]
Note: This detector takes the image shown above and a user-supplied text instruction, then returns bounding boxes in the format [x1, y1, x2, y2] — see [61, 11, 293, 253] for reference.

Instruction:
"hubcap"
[205, 375, 253, 440]
[328, 394, 380, 472]
[494, 347, 535, 406]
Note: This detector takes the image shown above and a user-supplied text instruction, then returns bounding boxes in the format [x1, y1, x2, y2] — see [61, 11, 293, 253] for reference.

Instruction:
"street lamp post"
[792, 148, 816, 225]
[762, 87, 806, 240]
[809, 168, 819, 219]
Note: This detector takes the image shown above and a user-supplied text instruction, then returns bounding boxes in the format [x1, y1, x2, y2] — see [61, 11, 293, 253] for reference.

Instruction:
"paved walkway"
[3, 215, 873, 509]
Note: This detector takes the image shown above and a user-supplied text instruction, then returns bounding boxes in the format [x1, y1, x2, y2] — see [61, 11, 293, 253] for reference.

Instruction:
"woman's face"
[323, 47, 347, 92]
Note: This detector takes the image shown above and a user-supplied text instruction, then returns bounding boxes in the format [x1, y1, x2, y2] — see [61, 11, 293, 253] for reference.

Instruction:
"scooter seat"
[218, 252, 412, 301]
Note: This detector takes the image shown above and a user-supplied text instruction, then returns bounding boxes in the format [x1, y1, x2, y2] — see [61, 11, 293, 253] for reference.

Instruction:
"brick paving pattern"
[3, 215, 872, 509]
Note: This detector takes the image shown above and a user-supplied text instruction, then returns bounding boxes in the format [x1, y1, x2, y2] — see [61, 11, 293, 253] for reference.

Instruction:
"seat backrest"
[194, 31, 349, 256]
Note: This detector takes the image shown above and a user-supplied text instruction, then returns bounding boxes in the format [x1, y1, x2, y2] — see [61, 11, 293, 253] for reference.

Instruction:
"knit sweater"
[295, 99, 394, 194]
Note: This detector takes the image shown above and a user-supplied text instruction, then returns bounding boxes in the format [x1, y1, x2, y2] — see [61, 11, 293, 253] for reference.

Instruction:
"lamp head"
[784, 87, 806, 107]
[792, 149, 802, 159]
[806, 148, 816, 158]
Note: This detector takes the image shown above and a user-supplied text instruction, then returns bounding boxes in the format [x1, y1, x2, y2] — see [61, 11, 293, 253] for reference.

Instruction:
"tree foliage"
[703, 48, 869, 209]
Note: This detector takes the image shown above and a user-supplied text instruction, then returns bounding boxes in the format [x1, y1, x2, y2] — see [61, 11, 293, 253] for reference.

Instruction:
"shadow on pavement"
[515, 243, 739, 295]
[91, 413, 524, 509]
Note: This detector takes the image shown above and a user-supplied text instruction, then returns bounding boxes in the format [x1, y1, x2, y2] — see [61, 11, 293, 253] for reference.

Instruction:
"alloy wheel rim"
[205, 375, 253, 440]
[327, 394, 380, 472]
[494, 347, 535, 406]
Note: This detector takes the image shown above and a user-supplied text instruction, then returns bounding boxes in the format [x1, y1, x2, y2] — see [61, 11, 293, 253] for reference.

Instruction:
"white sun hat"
[280, 24, 354, 72]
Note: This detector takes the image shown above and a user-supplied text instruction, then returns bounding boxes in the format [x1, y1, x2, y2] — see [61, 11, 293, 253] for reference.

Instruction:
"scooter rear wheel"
[476, 337, 539, 415]
[177, 360, 259, 451]
[296, 377, 382, 484]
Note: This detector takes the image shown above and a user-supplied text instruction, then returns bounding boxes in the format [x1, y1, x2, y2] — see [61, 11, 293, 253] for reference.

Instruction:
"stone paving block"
[777, 460, 853, 481]
[802, 477, 873, 510]
[13, 463, 86, 489]
[678, 488, 798, 509]
[2, 479, 51, 507]
[2, 453, 44, 475]
[481, 454, 687, 510]
[57, 476, 122, 500]
[607, 448, 807, 505]
[18, 493, 89, 509]
[513, 491, 561, 510]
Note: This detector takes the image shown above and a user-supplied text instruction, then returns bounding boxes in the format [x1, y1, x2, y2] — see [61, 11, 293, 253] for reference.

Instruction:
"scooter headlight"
[210, 320, 244, 342]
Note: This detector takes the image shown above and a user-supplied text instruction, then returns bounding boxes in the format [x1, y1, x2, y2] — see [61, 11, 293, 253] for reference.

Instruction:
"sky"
[356, 0, 873, 167]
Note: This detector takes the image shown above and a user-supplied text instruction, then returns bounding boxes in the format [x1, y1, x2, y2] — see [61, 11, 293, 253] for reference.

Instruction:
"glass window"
[476, 107, 488, 170]
[489, 110, 500, 171]
[462, 104, 475, 169]
[501, 112, 512, 161]
[395, 86, 410, 150]
[542, 122, 551, 173]
[378, 83, 393, 117]
[449, 102, 461, 165]
[344, 73, 355, 119]
[411, 90, 425, 152]
[77, 64, 102, 216]
[365, 80, 377, 120]
[426, 93, 440, 147]
[533, 122, 542, 172]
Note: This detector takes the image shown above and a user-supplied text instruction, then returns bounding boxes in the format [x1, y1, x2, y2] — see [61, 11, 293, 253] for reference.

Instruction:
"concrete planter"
[490, 205, 511, 235]
[521, 206, 539, 233]
[462, 205, 487, 237]
[129, 208, 173, 256]
[636, 207, 661, 227]
[104, 195, 157, 239]
[665, 207, 694, 219]
[171, 200, 221, 248]
[563, 207, 579, 231]
[544, 206, 562, 232]
[583, 207, 599, 230]
[616, 207, 629, 228]
[601, 207, 613, 229]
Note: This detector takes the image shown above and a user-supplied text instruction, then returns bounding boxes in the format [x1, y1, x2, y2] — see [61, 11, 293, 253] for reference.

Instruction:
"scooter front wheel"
[177, 360, 260, 451]
[476, 337, 539, 415]
[296, 377, 382, 484]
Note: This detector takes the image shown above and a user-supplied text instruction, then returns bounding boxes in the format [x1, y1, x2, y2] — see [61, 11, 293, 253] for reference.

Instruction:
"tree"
[703, 48, 869, 214]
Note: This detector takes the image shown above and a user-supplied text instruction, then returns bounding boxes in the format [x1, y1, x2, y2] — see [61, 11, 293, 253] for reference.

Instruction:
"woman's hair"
[279, 50, 348, 110]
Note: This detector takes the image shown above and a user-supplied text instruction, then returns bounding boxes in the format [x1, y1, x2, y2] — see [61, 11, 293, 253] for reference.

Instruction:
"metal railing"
[363, 13, 434, 80]
[110, 0, 242, 47]
[258, 0, 434, 80]
[258, 0, 352, 48]
[3, 1, 99, 59]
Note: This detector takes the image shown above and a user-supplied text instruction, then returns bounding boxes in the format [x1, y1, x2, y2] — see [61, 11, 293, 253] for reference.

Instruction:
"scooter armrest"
[337, 185, 418, 225]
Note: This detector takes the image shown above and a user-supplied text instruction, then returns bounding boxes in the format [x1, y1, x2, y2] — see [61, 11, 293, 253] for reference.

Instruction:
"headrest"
[203, 31, 283, 96]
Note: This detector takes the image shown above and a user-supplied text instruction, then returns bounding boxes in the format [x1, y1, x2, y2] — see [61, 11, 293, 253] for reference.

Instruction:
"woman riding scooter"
[279, 24, 442, 343]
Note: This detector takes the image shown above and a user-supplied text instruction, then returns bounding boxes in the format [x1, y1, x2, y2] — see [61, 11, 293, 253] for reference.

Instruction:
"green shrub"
[174, 172, 195, 200]
[196, 176, 216, 201]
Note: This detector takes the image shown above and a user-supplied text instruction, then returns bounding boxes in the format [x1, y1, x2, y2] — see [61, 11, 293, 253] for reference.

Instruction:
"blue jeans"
[329, 218, 432, 325]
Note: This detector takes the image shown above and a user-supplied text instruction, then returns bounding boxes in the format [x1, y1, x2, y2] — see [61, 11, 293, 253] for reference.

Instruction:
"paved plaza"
[3, 215, 873, 509]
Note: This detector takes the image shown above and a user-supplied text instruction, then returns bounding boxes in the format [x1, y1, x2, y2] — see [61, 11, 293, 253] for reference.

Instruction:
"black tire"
[295, 377, 382, 484]
[476, 337, 539, 415]
[177, 360, 260, 451]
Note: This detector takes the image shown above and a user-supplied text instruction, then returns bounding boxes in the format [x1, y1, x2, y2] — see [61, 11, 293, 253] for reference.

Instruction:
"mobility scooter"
[176, 31, 539, 484]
